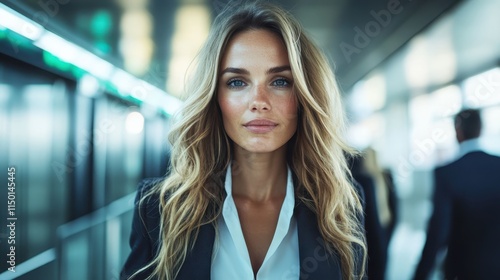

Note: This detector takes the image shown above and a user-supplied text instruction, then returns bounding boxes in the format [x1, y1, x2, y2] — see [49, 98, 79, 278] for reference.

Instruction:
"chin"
[240, 145, 274, 153]
[245, 148, 277, 153]
[239, 140, 287, 154]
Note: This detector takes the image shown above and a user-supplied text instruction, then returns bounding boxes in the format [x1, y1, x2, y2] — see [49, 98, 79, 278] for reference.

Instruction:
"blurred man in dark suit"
[414, 109, 500, 279]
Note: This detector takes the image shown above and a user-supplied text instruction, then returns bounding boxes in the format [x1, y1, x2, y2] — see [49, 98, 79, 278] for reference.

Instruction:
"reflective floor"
[386, 181, 444, 280]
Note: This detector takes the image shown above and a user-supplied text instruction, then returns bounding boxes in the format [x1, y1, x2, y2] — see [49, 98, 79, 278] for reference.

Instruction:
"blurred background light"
[404, 36, 429, 89]
[117, 0, 149, 10]
[426, 18, 457, 86]
[35, 32, 82, 62]
[90, 9, 113, 54]
[463, 67, 500, 108]
[0, 0, 182, 117]
[145, 88, 184, 116]
[347, 112, 385, 150]
[125, 111, 145, 134]
[78, 75, 100, 98]
[430, 85, 462, 118]
[119, 4, 154, 76]
[349, 71, 387, 120]
[35, 32, 114, 80]
[403, 19, 457, 91]
[110, 68, 139, 96]
[167, 4, 210, 97]
[0, 3, 44, 41]
[90, 10, 113, 39]
[409, 93, 433, 128]
[73, 52, 114, 80]
[481, 106, 500, 155]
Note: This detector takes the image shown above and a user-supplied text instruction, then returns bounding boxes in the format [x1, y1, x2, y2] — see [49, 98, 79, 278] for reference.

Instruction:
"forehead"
[220, 29, 290, 69]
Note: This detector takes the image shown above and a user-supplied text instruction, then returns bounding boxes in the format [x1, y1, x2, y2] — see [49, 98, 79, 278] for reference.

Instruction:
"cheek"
[218, 94, 227, 118]
[218, 93, 242, 124]
[280, 95, 298, 121]
[219, 97, 231, 120]
[218, 92, 231, 118]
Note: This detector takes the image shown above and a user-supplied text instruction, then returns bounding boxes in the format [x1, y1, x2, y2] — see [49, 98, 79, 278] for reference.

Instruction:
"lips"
[243, 119, 278, 133]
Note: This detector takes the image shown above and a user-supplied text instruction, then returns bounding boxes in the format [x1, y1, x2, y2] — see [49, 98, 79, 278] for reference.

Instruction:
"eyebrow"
[267, 65, 291, 74]
[220, 65, 291, 76]
[220, 67, 249, 75]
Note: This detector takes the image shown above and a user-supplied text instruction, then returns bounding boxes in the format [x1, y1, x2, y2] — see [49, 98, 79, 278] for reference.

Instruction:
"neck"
[231, 145, 288, 202]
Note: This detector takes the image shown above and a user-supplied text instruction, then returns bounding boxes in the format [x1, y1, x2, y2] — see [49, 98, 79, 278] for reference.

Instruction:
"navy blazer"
[121, 177, 366, 280]
[353, 173, 387, 280]
[414, 151, 500, 279]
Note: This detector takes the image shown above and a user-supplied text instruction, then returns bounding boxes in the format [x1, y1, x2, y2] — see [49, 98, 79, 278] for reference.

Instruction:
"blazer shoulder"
[135, 177, 165, 207]
[483, 151, 500, 162]
[120, 178, 165, 280]
[351, 179, 366, 207]
[137, 177, 164, 195]
[436, 151, 500, 172]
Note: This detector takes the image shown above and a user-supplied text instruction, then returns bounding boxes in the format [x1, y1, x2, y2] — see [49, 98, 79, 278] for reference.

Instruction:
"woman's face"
[218, 29, 298, 154]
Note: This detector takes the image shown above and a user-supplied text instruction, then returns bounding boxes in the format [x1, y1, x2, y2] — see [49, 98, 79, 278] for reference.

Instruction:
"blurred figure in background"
[413, 109, 500, 279]
[350, 147, 398, 280]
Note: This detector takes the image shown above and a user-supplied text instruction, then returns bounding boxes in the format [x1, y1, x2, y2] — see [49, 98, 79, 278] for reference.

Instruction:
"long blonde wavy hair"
[132, 2, 366, 280]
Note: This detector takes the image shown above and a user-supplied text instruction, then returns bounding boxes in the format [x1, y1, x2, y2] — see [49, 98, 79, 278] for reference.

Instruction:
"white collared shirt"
[211, 166, 300, 280]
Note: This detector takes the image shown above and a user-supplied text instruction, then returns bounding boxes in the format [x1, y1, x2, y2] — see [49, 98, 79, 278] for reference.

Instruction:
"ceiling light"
[0, 3, 44, 41]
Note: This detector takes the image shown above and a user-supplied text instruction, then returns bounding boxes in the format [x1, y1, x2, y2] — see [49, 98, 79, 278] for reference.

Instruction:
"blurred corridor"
[0, 0, 499, 279]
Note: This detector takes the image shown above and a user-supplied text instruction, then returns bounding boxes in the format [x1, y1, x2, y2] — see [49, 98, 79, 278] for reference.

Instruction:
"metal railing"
[0, 192, 136, 280]
[0, 249, 56, 280]
[57, 192, 136, 280]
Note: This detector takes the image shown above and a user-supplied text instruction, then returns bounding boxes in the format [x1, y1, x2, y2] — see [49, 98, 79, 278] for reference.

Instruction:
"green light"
[70, 66, 86, 79]
[43, 51, 72, 72]
[91, 10, 112, 38]
[94, 39, 111, 54]
[0, 28, 7, 39]
[2, 30, 31, 48]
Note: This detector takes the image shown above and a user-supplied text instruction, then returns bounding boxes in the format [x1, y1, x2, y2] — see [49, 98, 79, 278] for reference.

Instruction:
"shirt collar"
[459, 138, 482, 158]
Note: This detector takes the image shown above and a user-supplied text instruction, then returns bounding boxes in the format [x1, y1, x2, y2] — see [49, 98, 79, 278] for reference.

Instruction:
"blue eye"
[272, 78, 291, 87]
[227, 79, 246, 88]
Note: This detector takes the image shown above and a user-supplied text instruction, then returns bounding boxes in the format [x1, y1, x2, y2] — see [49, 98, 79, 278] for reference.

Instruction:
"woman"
[121, 2, 366, 280]
[350, 148, 398, 280]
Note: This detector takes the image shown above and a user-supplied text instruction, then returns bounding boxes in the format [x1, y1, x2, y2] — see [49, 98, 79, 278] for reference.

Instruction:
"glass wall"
[0, 53, 71, 276]
[0, 51, 171, 278]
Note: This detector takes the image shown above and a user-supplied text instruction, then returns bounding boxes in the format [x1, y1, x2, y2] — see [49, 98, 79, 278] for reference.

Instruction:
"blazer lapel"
[295, 202, 342, 279]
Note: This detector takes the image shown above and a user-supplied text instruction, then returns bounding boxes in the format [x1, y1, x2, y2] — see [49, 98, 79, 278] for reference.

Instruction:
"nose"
[249, 85, 271, 112]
